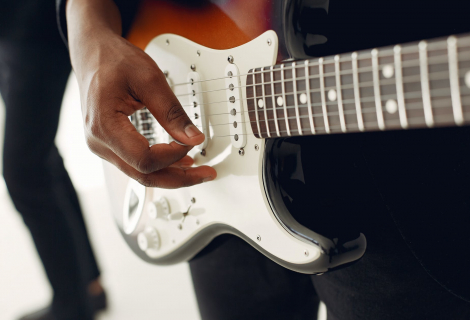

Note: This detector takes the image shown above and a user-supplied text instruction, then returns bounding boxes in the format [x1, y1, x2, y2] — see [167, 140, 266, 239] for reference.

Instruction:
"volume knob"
[137, 226, 160, 251]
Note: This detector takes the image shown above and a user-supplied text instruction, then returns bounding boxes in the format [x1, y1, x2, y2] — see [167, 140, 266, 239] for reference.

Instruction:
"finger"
[130, 66, 205, 146]
[102, 147, 216, 188]
[100, 111, 194, 174]
[170, 155, 194, 168]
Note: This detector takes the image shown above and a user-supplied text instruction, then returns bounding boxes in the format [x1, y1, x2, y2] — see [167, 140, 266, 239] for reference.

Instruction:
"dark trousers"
[0, 37, 99, 320]
[190, 129, 470, 320]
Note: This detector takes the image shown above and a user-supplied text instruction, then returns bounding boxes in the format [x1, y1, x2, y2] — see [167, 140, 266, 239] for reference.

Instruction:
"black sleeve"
[56, 0, 141, 47]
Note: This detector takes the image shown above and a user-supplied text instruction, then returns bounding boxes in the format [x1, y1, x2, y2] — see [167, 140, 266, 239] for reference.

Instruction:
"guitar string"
[144, 86, 469, 139]
[138, 70, 458, 122]
[176, 55, 470, 109]
[166, 39, 470, 88]
[174, 53, 468, 99]
[181, 68, 468, 119]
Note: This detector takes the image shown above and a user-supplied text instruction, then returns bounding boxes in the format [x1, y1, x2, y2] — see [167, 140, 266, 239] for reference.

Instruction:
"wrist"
[66, 0, 123, 80]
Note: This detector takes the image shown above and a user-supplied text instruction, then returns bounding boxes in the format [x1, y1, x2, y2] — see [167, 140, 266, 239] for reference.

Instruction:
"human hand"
[67, 1, 216, 188]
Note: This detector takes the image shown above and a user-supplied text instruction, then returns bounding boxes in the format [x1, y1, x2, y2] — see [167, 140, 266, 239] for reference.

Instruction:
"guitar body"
[103, 0, 470, 274]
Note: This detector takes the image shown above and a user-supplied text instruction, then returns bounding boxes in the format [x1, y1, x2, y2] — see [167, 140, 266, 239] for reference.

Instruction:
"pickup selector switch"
[137, 226, 161, 251]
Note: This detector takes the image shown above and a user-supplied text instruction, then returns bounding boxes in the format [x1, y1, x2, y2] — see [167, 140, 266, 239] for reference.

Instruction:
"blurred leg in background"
[0, 1, 105, 319]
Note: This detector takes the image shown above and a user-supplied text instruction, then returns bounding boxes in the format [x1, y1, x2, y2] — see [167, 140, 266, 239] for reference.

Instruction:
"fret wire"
[304, 60, 316, 134]
[319, 58, 330, 133]
[352, 52, 365, 131]
[394, 45, 409, 128]
[261, 67, 271, 137]
[252, 72, 262, 138]
[419, 41, 434, 127]
[448, 36, 464, 125]
[270, 66, 281, 136]
[334, 55, 347, 132]
[280, 64, 291, 136]
[292, 62, 303, 135]
[372, 49, 385, 130]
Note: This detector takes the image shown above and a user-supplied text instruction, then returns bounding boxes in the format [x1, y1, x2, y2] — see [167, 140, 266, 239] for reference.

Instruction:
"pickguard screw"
[166, 39, 170, 45]
[227, 71, 233, 77]
[254, 144, 259, 151]
[191, 197, 196, 204]
[227, 55, 234, 63]
[200, 149, 206, 156]
[229, 83, 234, 91]
[239, 148, 245, 156]
[234, 134, 239, 141]
[163, 70, 169, 77]
[196, 220, 200, 225]
[304, 250, 309, 257]
[178, 224, 182, 230]
[256, 235, 261, 241]
[267, 38, 272, 46]
[191, 64, 196, 71]
[197, 50, 201, 56]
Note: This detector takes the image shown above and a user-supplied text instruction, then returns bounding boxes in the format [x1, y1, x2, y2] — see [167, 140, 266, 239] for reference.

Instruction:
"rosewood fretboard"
[246, 33, 470, 138]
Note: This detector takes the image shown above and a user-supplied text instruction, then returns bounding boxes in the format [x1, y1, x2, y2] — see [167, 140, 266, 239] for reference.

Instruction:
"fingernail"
[203, 176, 214, 182]
[185, 124, 202, 138]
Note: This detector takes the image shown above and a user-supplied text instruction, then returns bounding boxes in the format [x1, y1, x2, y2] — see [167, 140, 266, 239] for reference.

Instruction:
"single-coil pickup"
[130, 108, 172, 146]
[225, 64, 246, 148]
[187, 72, 210, 150]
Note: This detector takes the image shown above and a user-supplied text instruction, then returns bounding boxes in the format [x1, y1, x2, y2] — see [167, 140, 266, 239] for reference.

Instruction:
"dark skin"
[66, 0, 217, 188]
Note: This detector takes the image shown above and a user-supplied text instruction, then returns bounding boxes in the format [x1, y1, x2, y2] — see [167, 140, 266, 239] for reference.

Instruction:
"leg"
[189, 235, 320, 320]
[0, 40, 99, 319]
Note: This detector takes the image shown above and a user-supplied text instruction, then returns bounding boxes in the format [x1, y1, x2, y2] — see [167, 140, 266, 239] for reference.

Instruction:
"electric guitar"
[102, 0, 470, 274]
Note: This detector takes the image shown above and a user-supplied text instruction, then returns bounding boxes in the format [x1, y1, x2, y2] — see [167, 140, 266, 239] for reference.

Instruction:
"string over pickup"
[225, 64, 247, 148]
[187, 72, 210, 150]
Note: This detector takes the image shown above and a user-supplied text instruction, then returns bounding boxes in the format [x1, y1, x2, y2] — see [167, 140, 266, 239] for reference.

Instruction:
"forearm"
[66, 0, 123, 80]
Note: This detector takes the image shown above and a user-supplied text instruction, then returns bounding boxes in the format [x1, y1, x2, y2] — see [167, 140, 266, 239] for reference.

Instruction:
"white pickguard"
[103, 31, 322, 270]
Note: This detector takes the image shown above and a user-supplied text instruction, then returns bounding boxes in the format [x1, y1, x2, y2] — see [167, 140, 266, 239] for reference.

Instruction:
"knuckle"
[135, 156, 159, 174]
[166, 103, 188, 124]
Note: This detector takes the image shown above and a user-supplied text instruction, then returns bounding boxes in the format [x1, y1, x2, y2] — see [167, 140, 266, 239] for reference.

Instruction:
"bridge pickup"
[187, 72, 210, 150]
[225, 64, 247, 148]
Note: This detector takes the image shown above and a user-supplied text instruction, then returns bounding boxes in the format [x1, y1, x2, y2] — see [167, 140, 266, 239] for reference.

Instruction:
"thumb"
[136, 71, 205, 146]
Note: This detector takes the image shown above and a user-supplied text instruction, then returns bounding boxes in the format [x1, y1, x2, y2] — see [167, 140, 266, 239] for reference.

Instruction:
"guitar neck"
[246, 33, 470, 138]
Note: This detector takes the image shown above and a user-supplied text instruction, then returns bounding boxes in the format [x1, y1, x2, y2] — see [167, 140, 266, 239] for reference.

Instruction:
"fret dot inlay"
[385, 99, 398, 114]
[465, 71, 470, 89]
[382, 64, 394, 79]
[277, 96, 284, 106]
[299, 93, 307, 104]
[258, 99, 264, 108]
[328, 89, 337, 102]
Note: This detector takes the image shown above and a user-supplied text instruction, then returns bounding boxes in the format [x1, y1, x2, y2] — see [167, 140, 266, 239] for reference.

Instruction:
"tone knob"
[137, 226, 161, 251]
[147, 197, 170, 219]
